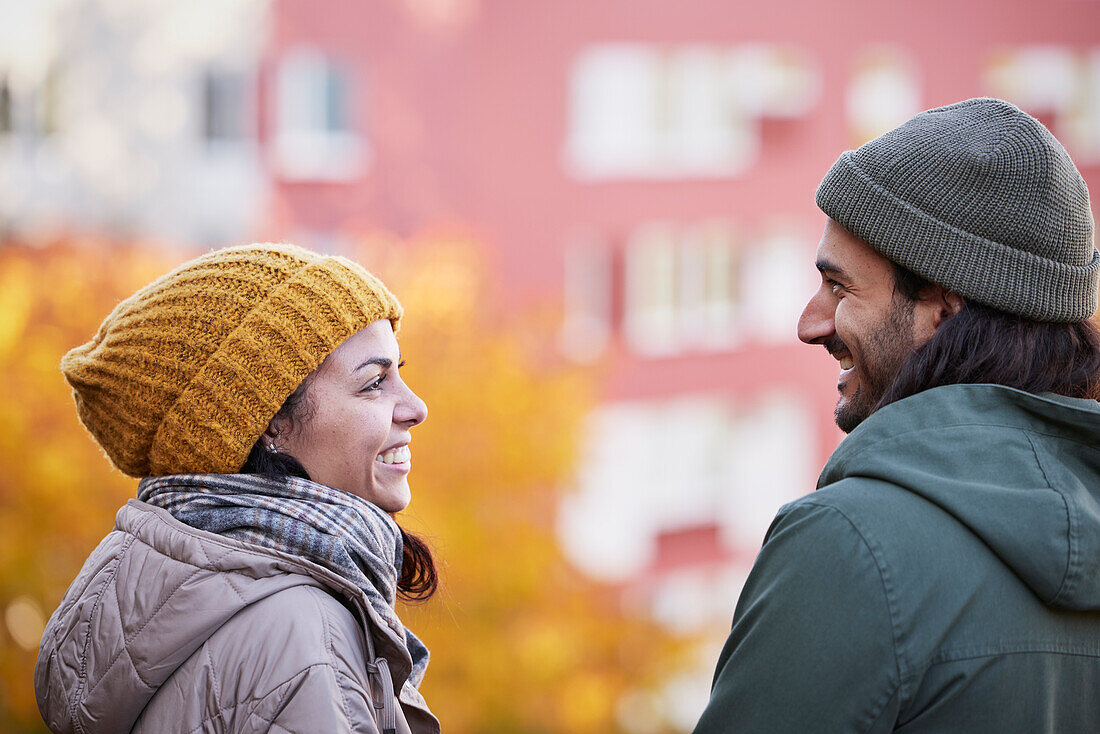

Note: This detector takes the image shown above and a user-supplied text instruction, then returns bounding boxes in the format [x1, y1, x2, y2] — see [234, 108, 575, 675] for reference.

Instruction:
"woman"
[34, 243, 439, 733]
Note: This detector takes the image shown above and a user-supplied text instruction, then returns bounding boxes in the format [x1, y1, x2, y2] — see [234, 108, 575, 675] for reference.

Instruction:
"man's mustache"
[823, 336, 848, 358]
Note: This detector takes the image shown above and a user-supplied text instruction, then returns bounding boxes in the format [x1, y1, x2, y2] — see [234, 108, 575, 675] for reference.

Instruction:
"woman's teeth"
[376, 445, 411, 464]
[839, 356, 854, 370]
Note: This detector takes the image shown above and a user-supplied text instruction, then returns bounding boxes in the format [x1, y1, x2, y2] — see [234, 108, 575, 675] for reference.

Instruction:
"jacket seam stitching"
[205, 645, 226, 723]
[55, 506, 402, 733]
[120, 643, 155, 691]
[132, 502, 365, 598]
[221, 571, 249, 604]
[930, 646, 1100, 665]
[60, 512, 153, 622]
[130, 502, 405, 651]
[193, 537, 249, 605]
[85, 559, 208, 695]
[183, 664, 333, 733]
[70, 533, 137, 734]
[830, 421, 1100, 475]
[1023, 432, 1078, 607]
[315, 587, 356, 726]
[129, 534, 273, 580]
[797, 500, 907, 729]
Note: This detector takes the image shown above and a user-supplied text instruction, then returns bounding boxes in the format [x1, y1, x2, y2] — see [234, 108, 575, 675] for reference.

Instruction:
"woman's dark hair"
[240, 379, 438, 603]
[877, 263, 1100, 412]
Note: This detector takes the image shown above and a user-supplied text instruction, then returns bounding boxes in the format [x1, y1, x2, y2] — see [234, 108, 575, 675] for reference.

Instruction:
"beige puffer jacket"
[35, 500, 440, 734]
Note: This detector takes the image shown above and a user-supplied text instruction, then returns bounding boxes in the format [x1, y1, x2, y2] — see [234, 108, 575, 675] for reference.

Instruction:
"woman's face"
[270, 319, 428, 512]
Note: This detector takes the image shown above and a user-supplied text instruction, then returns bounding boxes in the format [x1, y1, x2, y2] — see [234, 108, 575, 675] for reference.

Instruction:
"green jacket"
[695, 384, 1100, 733]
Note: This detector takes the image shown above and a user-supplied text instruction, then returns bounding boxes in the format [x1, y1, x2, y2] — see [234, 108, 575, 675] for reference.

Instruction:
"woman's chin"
[366, 479, 412, 513]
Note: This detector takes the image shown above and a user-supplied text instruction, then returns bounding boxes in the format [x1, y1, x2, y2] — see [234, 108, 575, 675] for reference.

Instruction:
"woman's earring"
[268, 442, 278, 454]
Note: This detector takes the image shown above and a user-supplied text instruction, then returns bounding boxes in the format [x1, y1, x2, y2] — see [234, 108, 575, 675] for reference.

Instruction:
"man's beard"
[834, 297, 918, 433]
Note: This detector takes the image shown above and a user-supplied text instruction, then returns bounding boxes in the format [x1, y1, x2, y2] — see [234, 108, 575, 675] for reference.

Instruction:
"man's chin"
[834, 394, 872, 434]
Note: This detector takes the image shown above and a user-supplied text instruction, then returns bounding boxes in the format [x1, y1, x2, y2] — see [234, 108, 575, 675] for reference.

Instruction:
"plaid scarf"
[137, 473, 429, 686]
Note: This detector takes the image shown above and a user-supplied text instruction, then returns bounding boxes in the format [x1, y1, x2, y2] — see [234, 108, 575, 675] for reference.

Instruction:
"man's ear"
[929, 287, 964, 329]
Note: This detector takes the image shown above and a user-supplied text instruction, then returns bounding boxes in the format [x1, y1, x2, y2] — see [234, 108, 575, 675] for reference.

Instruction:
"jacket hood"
[35, 501, 413, 733]
[819, 384, 1100, 611]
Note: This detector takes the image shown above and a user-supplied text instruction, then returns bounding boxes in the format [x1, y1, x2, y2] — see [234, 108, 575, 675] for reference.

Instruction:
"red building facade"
[259, 2, 1100, 712]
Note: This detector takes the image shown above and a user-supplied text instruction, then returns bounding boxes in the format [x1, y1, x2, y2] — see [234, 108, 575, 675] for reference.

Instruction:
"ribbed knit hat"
[61, 243, 402, 478]
[817, 97, 1098, 322]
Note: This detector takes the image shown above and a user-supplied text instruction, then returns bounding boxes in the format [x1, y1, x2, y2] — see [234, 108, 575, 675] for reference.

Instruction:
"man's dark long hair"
[239, 381, 438, 603]
[875, 265, 1100, 413]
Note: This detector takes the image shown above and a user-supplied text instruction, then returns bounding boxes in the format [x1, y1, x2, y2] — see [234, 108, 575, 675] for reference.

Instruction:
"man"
[694, 98, 1100, 732]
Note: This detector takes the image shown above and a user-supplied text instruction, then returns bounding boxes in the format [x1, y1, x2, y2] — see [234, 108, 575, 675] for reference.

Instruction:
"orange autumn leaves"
[386, 240, 686, 734]
[0, 237, 684, 734]
[0, 239, 166, 733]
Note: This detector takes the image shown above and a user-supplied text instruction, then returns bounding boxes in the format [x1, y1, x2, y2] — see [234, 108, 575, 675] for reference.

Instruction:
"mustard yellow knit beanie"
[61, 243, 402, 478]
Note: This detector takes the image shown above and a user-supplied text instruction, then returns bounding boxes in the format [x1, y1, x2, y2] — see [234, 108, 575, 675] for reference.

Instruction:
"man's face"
[797, 220, 939, 432]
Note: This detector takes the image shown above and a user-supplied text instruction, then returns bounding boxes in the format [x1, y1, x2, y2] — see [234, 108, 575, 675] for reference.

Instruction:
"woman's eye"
[364, 374, 387, 392]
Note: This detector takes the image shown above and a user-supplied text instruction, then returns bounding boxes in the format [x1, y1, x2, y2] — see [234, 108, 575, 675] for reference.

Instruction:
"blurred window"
[273, 48, 365, 181]
[0, 75, 11, 135]
[986, 46, 1100, 165]
[846, 47, 920, 145]
[682, 220, 739, 350]
[738, 231, 815, 345]
[618, 220, 810, 355]
[323, 66, 349, 133]
[560, 232, 613, 362]
[558, 394, 813, 590]
[565, 43, 819, 180]
[987, 47, 1077, 114]
[623, 220, 744, 355]
[35, 64, 60, 137]
[625, 222, 679, 355]
[0, 65, 60, 139]
[202, 69, 248, 143]
[1073, 50, 1100, 164]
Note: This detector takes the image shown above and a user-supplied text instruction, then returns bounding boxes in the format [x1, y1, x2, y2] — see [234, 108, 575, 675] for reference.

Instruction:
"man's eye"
[827, 279, 843, 294]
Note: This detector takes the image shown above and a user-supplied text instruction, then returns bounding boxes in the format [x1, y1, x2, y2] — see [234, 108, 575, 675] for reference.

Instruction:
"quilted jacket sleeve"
[693, 499, 902, 734]
[248, 662, 379, 734]
[134, 585, 400, 733]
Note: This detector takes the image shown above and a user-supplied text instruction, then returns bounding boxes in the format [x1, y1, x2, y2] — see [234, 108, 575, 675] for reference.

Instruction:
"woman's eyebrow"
[352, 352, 403, 373]
[353, 357, 392, 373]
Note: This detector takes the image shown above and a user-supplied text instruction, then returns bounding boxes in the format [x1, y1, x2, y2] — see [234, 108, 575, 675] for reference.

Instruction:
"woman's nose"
[397, 384, 428, 427]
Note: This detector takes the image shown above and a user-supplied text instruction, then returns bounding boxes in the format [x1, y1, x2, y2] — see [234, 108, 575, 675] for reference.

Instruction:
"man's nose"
[797, 289, 835, 345]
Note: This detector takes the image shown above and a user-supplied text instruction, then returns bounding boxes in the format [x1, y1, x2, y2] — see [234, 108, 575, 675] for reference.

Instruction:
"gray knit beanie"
[816, 97, 1098, 322]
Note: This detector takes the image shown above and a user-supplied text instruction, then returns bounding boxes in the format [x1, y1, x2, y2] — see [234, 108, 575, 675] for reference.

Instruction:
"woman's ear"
[262, 419, 285, 450]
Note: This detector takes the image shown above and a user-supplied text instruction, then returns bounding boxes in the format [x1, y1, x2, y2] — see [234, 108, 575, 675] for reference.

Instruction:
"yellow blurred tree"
[0, 239, 168, 732]
[376, 234, 688, 734]
[0, 234, 689, 733]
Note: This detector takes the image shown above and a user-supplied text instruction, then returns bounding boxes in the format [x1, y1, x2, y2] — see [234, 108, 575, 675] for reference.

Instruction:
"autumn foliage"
[380, 237, 687, 734]
[0, 239, 167, 732]
[0, 236, 685, 733]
